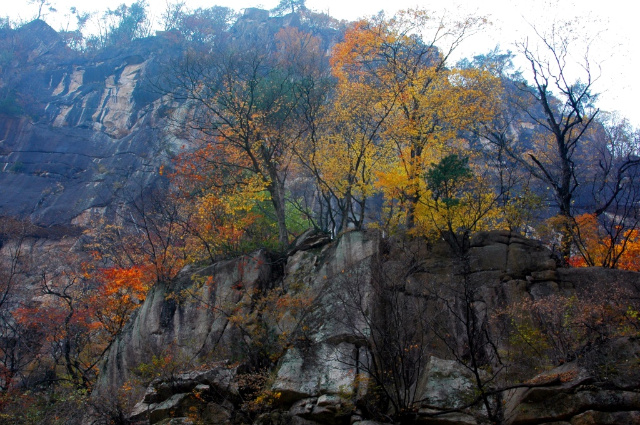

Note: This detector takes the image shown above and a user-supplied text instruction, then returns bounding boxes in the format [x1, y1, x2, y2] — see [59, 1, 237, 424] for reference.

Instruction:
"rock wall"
[0, 21, 183, 225]
[92, 230, 640, 424]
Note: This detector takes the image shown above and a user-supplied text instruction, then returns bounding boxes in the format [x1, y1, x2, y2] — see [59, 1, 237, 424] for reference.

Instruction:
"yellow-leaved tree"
[330, 10, 500, 233]
[419, 153, 503, 250]
[295, 44, 395, 233]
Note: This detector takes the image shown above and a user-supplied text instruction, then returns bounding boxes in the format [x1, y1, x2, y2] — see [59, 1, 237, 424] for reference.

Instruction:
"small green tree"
[426, 154, 473, 208]
[87, 1, 151, 49]
[28, 0, 56, 21]
[107, 1, 151, 45]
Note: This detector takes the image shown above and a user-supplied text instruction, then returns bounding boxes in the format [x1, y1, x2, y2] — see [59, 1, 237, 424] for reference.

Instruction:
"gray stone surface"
[417, 357, 477, 410]
[87, 230, 640, 425]
[93, 251, 269, 399]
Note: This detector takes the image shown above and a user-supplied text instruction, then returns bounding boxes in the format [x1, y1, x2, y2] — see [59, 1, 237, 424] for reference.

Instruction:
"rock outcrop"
[91, 230, 640, 424]
[94, 249, 273, 399]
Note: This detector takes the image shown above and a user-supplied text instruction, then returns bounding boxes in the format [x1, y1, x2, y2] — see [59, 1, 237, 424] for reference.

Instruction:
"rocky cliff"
[92, 230, 640, 424]
[0, 20, 186, 226]
[0, 12, 340, 228]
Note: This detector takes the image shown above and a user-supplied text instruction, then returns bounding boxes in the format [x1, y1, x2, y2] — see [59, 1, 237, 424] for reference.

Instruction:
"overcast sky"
[5, 0, 639, 126]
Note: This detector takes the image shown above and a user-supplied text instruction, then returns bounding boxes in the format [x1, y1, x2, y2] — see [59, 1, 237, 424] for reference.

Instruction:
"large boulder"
[468, 231, 557, 279]
[504, 340, 640, 424]
[272, 231, 380, 403]
[417, 357, 479, 410]
[130, 364, 238, 424]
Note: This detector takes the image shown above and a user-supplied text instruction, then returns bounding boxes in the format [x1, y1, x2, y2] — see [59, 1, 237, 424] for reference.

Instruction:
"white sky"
[5, 0, 639, 126]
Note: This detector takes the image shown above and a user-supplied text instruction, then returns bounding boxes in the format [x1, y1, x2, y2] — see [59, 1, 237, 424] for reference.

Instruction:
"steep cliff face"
[0, 21, 181, 225]
[92, 230, 640, 425]
[0, 13, 340, 228]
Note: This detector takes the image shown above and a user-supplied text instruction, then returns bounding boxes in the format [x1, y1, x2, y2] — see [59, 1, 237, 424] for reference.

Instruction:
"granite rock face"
[129, 364, 239, 424]
[93, 231, 380, 423]
[90, 230, 640, 424]
[0, 20, 184, 226]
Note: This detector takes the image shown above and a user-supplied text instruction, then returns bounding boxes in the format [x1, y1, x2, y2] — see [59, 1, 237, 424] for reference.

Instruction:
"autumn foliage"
[161, 8, 639, 262]
[569, 213, 640, 271]
[1, 5, 640, 423]
[497, 282, 640, 380]
[91, 265, 152, 337]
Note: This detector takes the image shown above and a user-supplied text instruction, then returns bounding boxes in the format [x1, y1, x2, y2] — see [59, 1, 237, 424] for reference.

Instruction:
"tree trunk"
[339, 190, 352, 233]
[558, 135, 574, 262]
[268, 176, 289, 247]
[406, 194, 418, 229]
[405, 142, 422, 229]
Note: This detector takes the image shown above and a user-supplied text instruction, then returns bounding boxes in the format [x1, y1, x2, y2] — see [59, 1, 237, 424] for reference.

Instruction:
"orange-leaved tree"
[90, 264, 153, 339]
[14, 254, 100, 389]
[12, 253, 153, 392]
[86, 184, 191, 285]
[570, 213, 640, 271]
